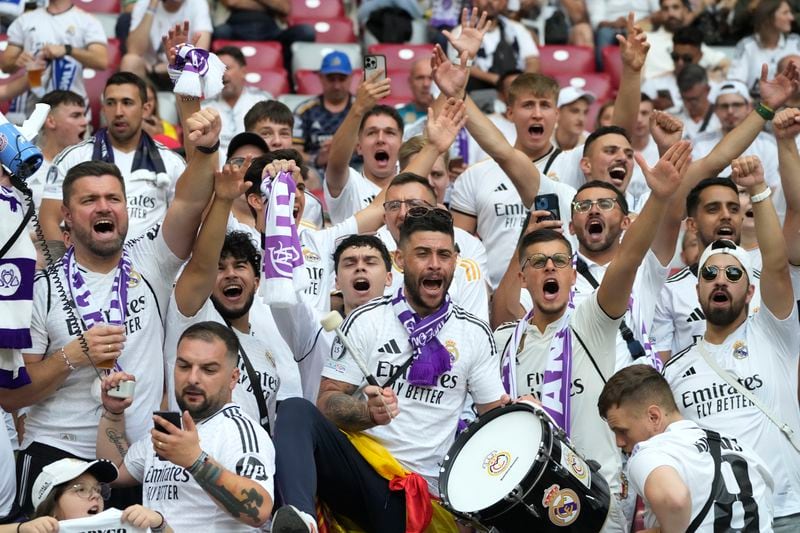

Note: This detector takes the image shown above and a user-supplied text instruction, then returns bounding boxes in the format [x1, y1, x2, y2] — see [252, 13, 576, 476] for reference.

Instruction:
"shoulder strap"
[542, 147, 562, 175]
[698, 104, 715, 134]
[0, 199, 33, 259]
[697, 342, 800, 452]
[139, 274, 163, 323]
[687, 429, 723, 533]
[224, 320, 273, 435]
[569, 326, 606, 384]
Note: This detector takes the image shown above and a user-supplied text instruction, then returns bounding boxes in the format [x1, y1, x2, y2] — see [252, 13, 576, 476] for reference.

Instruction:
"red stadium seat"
[538, 45, 595, 76]
[213, 40, 283, 71]
[75, 0, 120, 14]
[553, 73, 614, 101]
[289, 17, 356, 43]
[246, 69, 291, 96]
[601, 45, 623, 90]
[83, 67, 113, 130]
[107, 38, 121, 70]
[294, 68, 363, 95]
[290, 0, 343, 19]
[388, 75, 413, 104]
[366, 44, 434, 73]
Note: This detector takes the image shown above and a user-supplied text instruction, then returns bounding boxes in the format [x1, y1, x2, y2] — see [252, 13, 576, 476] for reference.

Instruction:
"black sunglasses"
[700, 265, 744, 283]
[406, 205, 453, 222]
[670, 53, 695, 63]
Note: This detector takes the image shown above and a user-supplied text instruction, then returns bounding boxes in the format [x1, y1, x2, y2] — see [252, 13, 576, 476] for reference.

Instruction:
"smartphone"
[153, 411, 182, 434]
[656, 89, 674, 108]
[534, 193, 561, 223]
[363, 54, 387, 82]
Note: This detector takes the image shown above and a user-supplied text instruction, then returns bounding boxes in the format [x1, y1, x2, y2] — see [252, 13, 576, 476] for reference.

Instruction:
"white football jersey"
[324, 167, 381, 225]
[299, 217, 358, 312]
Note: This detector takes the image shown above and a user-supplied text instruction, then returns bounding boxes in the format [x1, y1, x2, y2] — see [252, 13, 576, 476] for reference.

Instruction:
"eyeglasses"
[522, 253, 573, 269]
[406, 205, 453, 222]
[700, 265, 744, 283]
[670, 53, 695, 63]
[227, 156, 246, 166]
[717, 102, 747, 112]
[383, 199, 433, 212]
[66, 483, 111, 500]
[572, 198, 618, 213]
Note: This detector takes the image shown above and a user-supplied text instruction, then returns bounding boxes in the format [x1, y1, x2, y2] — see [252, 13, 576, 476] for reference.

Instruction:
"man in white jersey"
[599, 365, 774, 532]
[323, 72, 403, 224]
[38, 72, 186, 242]
[97, 322, 274, 531]
[0, 0, 108, 121]
[270, 210, 507, 533]
[662, 155, 800, 530]
[493, 140, 693, 533]
[5, 108, 223, 514]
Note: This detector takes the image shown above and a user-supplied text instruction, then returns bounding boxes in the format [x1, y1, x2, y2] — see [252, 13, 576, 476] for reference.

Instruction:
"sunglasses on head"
[700, 264, 744, 283]
[522, 253, 573, 269]
[670, 53, 695, 63]
[383, 199, 433, 212]
[406, 205, 453, 222]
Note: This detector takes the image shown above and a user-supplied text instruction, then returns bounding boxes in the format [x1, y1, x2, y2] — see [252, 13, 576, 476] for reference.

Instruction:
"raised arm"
[403, 96, 467, 177]
[774, 108, 800, 265]
[126, 0, 159, 56]
[324, 71, 391, 197]
[598, 142, 691, 318]
[162, 22, 203, 154]
[610, 12, 650, 134]
[730, 156, 793, 319]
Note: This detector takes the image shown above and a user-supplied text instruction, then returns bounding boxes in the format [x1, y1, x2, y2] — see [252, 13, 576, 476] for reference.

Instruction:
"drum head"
[444, 409, 544, 513]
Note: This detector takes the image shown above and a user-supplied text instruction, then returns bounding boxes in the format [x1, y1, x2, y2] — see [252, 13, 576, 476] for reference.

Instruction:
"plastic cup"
[27, 66, 44, 88]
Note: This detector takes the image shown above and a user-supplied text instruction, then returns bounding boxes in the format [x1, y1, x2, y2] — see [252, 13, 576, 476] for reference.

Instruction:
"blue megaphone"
[0, 103, 49, 180]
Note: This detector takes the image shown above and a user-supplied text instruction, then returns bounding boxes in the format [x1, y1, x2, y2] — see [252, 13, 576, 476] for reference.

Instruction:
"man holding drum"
[493, 140, 692, 533]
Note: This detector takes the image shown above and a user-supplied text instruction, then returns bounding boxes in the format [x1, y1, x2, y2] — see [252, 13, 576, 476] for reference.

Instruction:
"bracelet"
[195, 140, 220, 154]
[151, 511, 167, 533]
[188, 450, 209, 475]
[755, 102, 775, 121]
[750, 187, 772, 203]
[452, 57, 473, 68]
[103, 406, 124, 416]
[60, 347, 76, 371]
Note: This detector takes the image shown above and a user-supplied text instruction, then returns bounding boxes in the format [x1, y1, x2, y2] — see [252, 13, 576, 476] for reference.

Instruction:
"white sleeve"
[128, 224, 185, 310]
[450, 166, 478, 216]
[320, 310, 370, 386]
[79, 12, 109, 46]
[651, 285, 675, 353]
[453, 264, 489, 322]
[27, 274, 51, 356]
[626, 445, 684, 502]
[633, 250, 669, 336]
[546, 149, 585, 190]
[219, 425, 276, 500]
[272, 301, 319, 361]
[323, 168, 365, 225]
[466, 322, 505, 405]
[189, 0, 214, 33]
[6, 16, 23, 47]
[513, 22, 539, 61]
[41, 152, 71, 201]
[572, 292, 621, 376]
[129, 0, 149, 33]
[727, 39, 749, 85]
[123, 438, 148, 483]
[750, 298, 800, 362]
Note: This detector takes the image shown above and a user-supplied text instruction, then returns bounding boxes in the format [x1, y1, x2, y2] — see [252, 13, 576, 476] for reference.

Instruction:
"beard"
[702, 297, 748, 327]
[403, 269, 454, 314]
[70, 222, 126, 258]
[176, 385, 226, 420]
[210, 290, 255, 322]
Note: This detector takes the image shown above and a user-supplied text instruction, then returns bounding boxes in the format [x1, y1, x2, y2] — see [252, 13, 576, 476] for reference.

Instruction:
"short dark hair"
[244, 100, 294, 132]
[686, 176, 738, 216]
[216, 46, 246, 67]
[398, 209, 454, 247]
[574, 180, 629, 215]
[245, 149, 307, 198]
[104, 71, 148, 104]
[63, 161, 126, 205]
[178, 321, 240, 366]
[598, 365, 679, 419]
[518, 229, 573, 264]
[497, 69, 523, 93]
[677, 63, 708, 93]
[583, 125, 631, 157]
[358, 104, 404, 134]
[41, 90, 85, 110]
[672, 26, 703, 48]
[387, 172, 436, 203]
[333, 234, 392, 272]
[221, 231, 261, 274]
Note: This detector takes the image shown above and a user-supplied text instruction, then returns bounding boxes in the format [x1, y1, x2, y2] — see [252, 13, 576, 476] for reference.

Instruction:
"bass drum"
[438, 403, 610, 532]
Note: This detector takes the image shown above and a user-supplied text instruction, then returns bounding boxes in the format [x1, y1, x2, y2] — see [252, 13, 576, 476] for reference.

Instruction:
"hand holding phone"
[533, 193, 561, 222]
[363, 54, 387, 82]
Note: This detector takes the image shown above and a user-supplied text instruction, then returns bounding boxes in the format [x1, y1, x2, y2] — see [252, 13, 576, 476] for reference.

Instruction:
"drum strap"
[686, 430, 723, 533]
[569, 327, 606, 384]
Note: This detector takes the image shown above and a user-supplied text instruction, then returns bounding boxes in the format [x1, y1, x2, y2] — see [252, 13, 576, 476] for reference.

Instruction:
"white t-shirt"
[125, 403, 274, 532]
[448, 16, 539, 73]
[299, 217, 359, 312]
[323, 167, 381, 225]
[661, 304, 800, 517]
[676, 107, 723, 141]
[494, 292, 624, 496]
[301, 191, 324, 231]
[728, 33, 800, 95]
[129, 0, 212, 66]
[586, 0, 658, 25]
[376, 226, 490, 322]
[25, 226, 184, 458]
[642, 28, 728, 81]
[627, 419, 774, 532]
[163, 297, 280, 429]
[202, 88, 273, 158]
[450, 155, 577, 289]
[42, 138, 186, 241]
[24, 157, 51, 213]
[0, 414, 14, 520]
[467, 114, 517, 167]
[322, 296, 505, 492]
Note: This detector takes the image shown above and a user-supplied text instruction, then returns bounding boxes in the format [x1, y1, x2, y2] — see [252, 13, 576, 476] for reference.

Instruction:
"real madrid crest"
[445, 339, 459, 365]
[542, 484, 581, 527]
[127, 270, 141, 288]
[732, 339, 748, 360]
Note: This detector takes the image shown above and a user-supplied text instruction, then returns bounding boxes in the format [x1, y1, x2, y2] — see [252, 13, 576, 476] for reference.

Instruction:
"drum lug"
[504, 484, 541, 519]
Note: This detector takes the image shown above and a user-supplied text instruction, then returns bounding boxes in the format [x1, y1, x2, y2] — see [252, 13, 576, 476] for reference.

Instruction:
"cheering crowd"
[0, 0, 799, 532]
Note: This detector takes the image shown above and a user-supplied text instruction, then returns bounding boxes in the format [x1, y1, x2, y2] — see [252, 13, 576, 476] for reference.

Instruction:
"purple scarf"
[391, 287, 452, 386]
[63, 247, 132, 331]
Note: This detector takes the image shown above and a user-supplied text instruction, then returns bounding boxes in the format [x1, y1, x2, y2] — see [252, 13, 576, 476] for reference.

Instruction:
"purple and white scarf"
[501, 290, 576, 436]
[258, 170, 308, 307]
[169, 44, 226, 99]
[391, 287, 452, 386]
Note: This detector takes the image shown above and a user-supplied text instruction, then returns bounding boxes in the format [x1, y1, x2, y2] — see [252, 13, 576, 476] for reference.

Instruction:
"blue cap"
[319, 51, 352, 75]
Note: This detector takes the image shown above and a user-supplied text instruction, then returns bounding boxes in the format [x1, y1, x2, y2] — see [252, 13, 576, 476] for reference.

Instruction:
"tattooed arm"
[97, 372, 140, 487]
[317, 378, 399, 431]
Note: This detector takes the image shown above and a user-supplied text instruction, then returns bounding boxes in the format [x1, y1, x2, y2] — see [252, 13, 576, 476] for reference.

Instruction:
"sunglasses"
[383, 199, 433, 212]
[522, 253, 573, 269]
[572, 198, 618, 213]
[406, 205, 453, 222]
[670, 53, 695, 63]
[700, 265, 744, 283]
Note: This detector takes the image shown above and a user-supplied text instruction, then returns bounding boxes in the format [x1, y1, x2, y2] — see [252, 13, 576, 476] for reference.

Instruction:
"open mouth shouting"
[715, 225, 735, 239]
[87, 504, 101, 515]
[607, 165, 627, 187]
[528, 123, 545, 140]
[352, 277, 372, 295]
[585, 217, 605, 242]
[709, 288, 730, 307]
[92, 218, 116, 238]
[221, 282, 244, 302]
[374, 150, 391, 167]
[542, 277, 560, 302]
[420, 274, 444, 300]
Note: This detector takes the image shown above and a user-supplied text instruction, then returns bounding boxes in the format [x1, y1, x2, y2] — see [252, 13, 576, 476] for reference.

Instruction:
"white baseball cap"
[698, 239, 755, 285]
[713, 80, 751, 104]
[31, 459, 118, 509]
[557, 86, 596, 108]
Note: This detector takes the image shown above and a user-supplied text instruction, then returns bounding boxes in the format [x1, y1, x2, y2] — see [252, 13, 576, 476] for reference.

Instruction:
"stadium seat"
[213, 40, 283, 71]
[245, 69, 291, 96]
[294, 68, 363, 95]
[289, 17, 356, 43]
[553, 73, 614, 101]
[601, 45, 623, 90]
[278, 93, 315, 113]
[75, 0, 119, 13]
[107, 38, 121, 70]
[291, 42, 360, 73]
[538, 45, 595, 76]
[584, 98, 609, 131]
[83, 67, 113, 130]
[366, 44, 434, 73]
[290, 0, 343, 19]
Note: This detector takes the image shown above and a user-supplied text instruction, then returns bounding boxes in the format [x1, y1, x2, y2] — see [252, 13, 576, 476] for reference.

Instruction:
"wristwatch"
[64, 44, 73, 57]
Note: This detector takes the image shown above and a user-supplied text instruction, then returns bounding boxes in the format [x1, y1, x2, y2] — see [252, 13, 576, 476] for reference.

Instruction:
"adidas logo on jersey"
[378, 339, 402, 355]
[686, 307, 705, 322]
[682, 366, 697, 378]
[494, 183, 508, 192]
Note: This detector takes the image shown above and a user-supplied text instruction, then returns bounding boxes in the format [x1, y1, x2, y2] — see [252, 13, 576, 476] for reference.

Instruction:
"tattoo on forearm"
[322, 393, 373, 431]
[191, 460, 264, 525]
[105, 428, 129, 459]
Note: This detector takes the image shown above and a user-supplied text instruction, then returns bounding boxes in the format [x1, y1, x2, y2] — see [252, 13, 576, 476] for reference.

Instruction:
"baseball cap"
[319, 51, 353, 76]
[713, 80, 751, 103]
[557, 86, 596, 108]
[698, 239, 755, 284]
[32, 459, 118, 509]
[226, 132, 269, 161]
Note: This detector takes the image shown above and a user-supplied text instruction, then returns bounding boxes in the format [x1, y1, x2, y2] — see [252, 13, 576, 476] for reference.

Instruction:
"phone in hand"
[534, 193, 561, 223]
[363, 54, 387, 82]
[153, 411, 182, 434]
